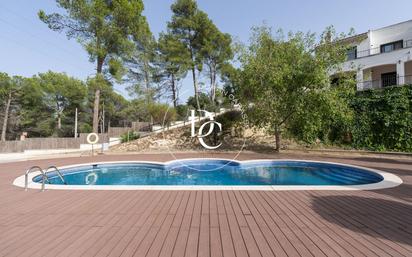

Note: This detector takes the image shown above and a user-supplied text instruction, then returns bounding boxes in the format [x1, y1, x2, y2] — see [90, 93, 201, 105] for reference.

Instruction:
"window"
[381, 72, 397, 87]
[380, 40, 403, 53]
[346, 46, 357, 60]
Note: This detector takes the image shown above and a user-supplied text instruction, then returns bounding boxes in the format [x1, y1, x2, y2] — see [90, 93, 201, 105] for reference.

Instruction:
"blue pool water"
[33, 160, 383, 186]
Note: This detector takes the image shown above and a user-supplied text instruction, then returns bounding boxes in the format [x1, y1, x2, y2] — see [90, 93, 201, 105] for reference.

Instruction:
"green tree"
[157, 32, 190, 107]
[39, 0, 149, 133]
[126, 22, 159, 103]
[0, 73, 22, 141]
[100, 87, 130, 129]
[38, 71, 87, 135]
[238, 26, 350, 151]
[200, 24, 233, 102]
[187, 92, 217, 112]
[148, 103, 177, 126]
[168, 0, 212, 110]
[18, 77, 53, 137]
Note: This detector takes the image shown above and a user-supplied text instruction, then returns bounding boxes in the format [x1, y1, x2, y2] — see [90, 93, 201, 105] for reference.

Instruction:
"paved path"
[0, 152, 411, 257]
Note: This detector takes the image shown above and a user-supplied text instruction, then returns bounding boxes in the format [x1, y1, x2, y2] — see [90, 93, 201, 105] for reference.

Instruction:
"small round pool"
[20, 159, 402, 190]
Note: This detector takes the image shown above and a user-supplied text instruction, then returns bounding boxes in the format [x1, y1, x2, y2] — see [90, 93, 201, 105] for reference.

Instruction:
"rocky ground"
[110, 124, 299, 153]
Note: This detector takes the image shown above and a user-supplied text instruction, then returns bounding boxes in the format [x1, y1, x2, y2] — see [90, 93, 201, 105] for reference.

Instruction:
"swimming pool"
[16, 159, 402, 190]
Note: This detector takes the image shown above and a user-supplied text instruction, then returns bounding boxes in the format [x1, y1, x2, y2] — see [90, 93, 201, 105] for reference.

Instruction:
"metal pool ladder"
[25, 165, 66, 191]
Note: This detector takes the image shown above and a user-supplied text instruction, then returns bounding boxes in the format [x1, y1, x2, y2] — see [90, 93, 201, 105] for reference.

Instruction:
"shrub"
[148, 103, 177, 126]
[187, 92, 219, 112]
[120, 131, 140, 143]
[351, 85, 412, 151]
[175, 105, 189, 120]
[215, 110, 243, 133]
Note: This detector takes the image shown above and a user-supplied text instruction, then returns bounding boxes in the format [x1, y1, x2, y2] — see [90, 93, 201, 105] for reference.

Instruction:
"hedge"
[351, 85, 412, 151]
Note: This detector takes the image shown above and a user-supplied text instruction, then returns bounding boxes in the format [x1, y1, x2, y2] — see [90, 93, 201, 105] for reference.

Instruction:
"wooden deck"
[0, 152, 412, 256]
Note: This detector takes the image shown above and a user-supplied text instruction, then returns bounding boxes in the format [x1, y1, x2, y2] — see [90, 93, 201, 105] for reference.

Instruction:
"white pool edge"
[13, 158, 403, 191]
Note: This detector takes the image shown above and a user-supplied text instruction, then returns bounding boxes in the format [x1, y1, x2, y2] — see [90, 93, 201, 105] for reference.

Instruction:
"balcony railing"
[351, 39, 412, 59]
[359, 75, 412, 90]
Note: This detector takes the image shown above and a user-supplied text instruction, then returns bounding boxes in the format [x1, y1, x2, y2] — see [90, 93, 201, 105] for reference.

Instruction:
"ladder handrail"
[45, 166, 67, 185]
[25, 166, 49, 191]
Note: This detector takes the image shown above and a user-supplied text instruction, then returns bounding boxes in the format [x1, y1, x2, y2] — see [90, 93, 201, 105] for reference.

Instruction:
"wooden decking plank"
[288, 191, 379, 257]
[95, 191, 165, 257]
[298, 190, 401, 257]
[216, 191, 237, 257]
[240, 191, 279, 257]
[184, 191, 203, 257]
[116, 191, 176, 257]
[222, 191, 249, 257]
[208, 192, 223, 257]
[158, 192, 191, 257]
[2, 226, 60, 257]
[289, 191, 364, 256]
[1, 154, 412, 257]
[36, 209, 119, 257]
[260, 192, 315, 257]
[171, 191, 196, 257]
[145, 192, 184, 257]
[248, 197, 300, 256]
[125, 192, 179, 257]
[310, 190, 411, 256]
[268, 190, 368, 257]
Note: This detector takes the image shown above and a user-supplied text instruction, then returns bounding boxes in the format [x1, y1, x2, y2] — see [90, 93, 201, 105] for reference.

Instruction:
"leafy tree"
[100, 87, 130, 129]
[200, 24, 233, 102]
[148, 103, 177, 126]
[86, 76, 123, 132]
[18, 77, 53, 137]
[175, 104, 189, 120]
[157, 32, 190, 107]
[168, 0, 212, 110]
[126, 22, 160, 103]
[37, 71, 87, 135]
[187, 92, 218, 112]
[238, 26, 350, 151]
[0, 73, 22, 141]
[39, 0, 149, 133]
[120, 98, 151, 123]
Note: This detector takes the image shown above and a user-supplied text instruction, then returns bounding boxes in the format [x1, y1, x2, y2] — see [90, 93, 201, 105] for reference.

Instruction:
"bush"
[187, 92, 219, 112]
[215, 110, 243, 133]
[351, 85, 412, 151]
[286, 85, 355, 145]
[148, 103, 177, 126]
[120, 131, 140, 143]
[175, 105, 189, 120]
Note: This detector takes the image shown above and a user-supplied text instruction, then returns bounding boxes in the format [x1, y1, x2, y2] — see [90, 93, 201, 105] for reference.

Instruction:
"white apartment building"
[338, 20, 412, 91]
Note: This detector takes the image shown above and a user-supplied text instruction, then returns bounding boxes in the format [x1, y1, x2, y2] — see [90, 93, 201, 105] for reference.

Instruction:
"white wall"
[332, 20, 412, 90]
[341, 20, 412, 73]
[342, 48, 411, 72]
[370, 20, 412, 49]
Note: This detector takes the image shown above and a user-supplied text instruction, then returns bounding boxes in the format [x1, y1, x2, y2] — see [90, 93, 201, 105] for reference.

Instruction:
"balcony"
[359, 75, 412, 90]
[349, 39, 412, 60]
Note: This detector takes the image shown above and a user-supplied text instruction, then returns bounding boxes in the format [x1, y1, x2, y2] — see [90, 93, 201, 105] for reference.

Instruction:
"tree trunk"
[191, 67, 200, 110]
[92, 88, 101, 133]
[1, 92, 12, 141]
[210, 64, 216, 103]
[275, 128, 281, 152]
[92, 57, 104, 133]
[171, 73, 177, 108]
[57, 115, 62, 130]
[144, 61, 151, 104]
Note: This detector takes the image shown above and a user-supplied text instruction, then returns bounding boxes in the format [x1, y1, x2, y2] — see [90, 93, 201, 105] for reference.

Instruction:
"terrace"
[0, 152, 411, 256]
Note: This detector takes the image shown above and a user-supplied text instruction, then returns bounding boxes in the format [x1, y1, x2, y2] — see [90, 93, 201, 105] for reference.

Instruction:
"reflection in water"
[85, 172, 98, 185]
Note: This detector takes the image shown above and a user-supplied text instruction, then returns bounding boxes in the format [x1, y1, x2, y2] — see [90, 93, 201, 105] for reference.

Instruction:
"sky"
[1, 0, 412, 100]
